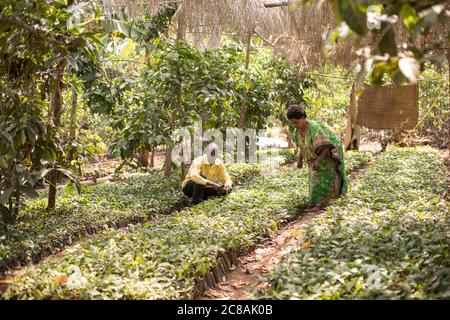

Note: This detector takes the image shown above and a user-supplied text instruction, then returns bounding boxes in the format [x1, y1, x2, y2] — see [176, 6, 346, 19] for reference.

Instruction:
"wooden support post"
[48, 59, 66, 210]
[238, 32, 252, 129]
[447, 49, 450, 152]
[344, 82, 360, 150]
[264, 1, 289, 8]
[244, 33, 252, 70]
[150, 145, 155, 168]
[67, 87, 77, 165]
[165, 17, 186, 178]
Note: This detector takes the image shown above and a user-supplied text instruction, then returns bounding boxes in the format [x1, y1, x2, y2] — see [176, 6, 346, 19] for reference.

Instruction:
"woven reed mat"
[356, 84, 419, 129]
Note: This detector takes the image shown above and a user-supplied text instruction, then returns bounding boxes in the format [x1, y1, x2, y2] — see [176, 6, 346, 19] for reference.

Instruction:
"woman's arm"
[312, 147, 329, 171]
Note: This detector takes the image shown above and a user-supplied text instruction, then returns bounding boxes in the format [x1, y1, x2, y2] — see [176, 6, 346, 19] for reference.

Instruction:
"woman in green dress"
[287, 104, 348, 210]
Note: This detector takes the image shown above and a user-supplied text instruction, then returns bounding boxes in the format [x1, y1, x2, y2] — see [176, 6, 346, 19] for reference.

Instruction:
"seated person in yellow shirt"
[181, 143, 232, 205]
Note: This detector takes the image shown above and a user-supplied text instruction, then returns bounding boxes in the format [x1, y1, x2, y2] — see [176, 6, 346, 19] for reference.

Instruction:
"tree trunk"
[447, 49, 450, 151]
[137, 150, 150, 169]
[150, 145, 155, 168]
[238, 33, 252, 129]
[163, 14, 185, 179]
[67, 87, 77, 166]
[0, 83, 3, 114]
[176, 11, 186, 41]
[180, 163, 187, 183]
[48, 60, 66, 210]
[164, 145, 173, 178]
[7, 192, 13, 223]
[14, 183, 20, 219]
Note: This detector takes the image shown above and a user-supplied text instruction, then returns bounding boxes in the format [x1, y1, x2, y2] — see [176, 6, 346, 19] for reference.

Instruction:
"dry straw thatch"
[95, 0, 363, 68]
[170, 0, 364, 68]
[96, 0, 164, 17]
[95, 0, 449, 70]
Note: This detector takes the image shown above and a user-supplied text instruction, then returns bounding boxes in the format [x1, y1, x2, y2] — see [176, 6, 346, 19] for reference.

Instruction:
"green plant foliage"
[108, 41, 311, 168]
[0, 163, 261, 273]
[2, 151, 371, 299]
[271, 56, 313, 138]
[303, 63, 448, 144]
[256, 147, 449, 299]
[317, 0, 449, 84]
[417, 65, 449, 142]
[303, 65, 352, 134]
[280, 149, 299, 165]
[102, 5, 176, 49]
[0, 0, 104, 222]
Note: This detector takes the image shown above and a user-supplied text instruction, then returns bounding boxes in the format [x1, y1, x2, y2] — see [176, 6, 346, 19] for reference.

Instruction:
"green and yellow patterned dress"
[293, 119, 348, 206]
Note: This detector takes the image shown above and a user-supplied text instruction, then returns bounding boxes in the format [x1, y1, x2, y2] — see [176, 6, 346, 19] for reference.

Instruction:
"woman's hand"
[312, 147, 328, 171]
[312, 159, 321, 171]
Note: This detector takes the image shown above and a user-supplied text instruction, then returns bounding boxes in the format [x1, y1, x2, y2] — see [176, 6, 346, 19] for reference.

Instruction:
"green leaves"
[18, 186, 39, 199]
[398, 57, 420, 83]
[0, 162, 261, 273]
[399, 3, 418, 32]
[316, 0, 449, 84]
[111, 41, 304, 166]
[0, 188, 13, 205]
[0, 156, 8, 169]
[102, 18, 145, 40]
[3, 152, 371, 299]
[257, 147, 449, 299]
[0, 0, 104, 222]
[331, 0, 367, 36]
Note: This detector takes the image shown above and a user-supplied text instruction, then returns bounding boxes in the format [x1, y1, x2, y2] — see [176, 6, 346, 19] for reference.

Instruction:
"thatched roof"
[171, 0, 368, 69]
[94, 0, 449, 70]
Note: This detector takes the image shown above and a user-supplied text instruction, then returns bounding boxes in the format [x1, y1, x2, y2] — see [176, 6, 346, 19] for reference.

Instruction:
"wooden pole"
[344, 83, 361, 150]
[165, 16, 185, 178]
[150, 145, 155, 168]
[48, 60, 66, 209]
[264, 1, 289, 8]
[446, 49, 450, 152]
[244, 33, 252, 70]
[67, 87, 77, 165]
[238, 33, 252, 129]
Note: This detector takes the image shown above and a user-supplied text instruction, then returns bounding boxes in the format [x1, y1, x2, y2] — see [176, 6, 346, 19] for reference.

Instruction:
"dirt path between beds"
[198, 159, 373, 300]
[200, 148, 449, 300]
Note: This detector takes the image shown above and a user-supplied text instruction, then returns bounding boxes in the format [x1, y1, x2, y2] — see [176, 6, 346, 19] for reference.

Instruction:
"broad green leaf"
[0, 156, 8, 169]
[399, 3, 418, 32]
[0, 204, 9, 217]
[19, 186, 39, 199]
[334, 0, 368, 36]
[0, 188, 13, 205]
[399, 57, 420, 83]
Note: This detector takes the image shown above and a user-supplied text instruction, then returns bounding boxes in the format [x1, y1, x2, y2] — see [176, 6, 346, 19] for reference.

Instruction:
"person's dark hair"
[286, 104, 307, 120]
